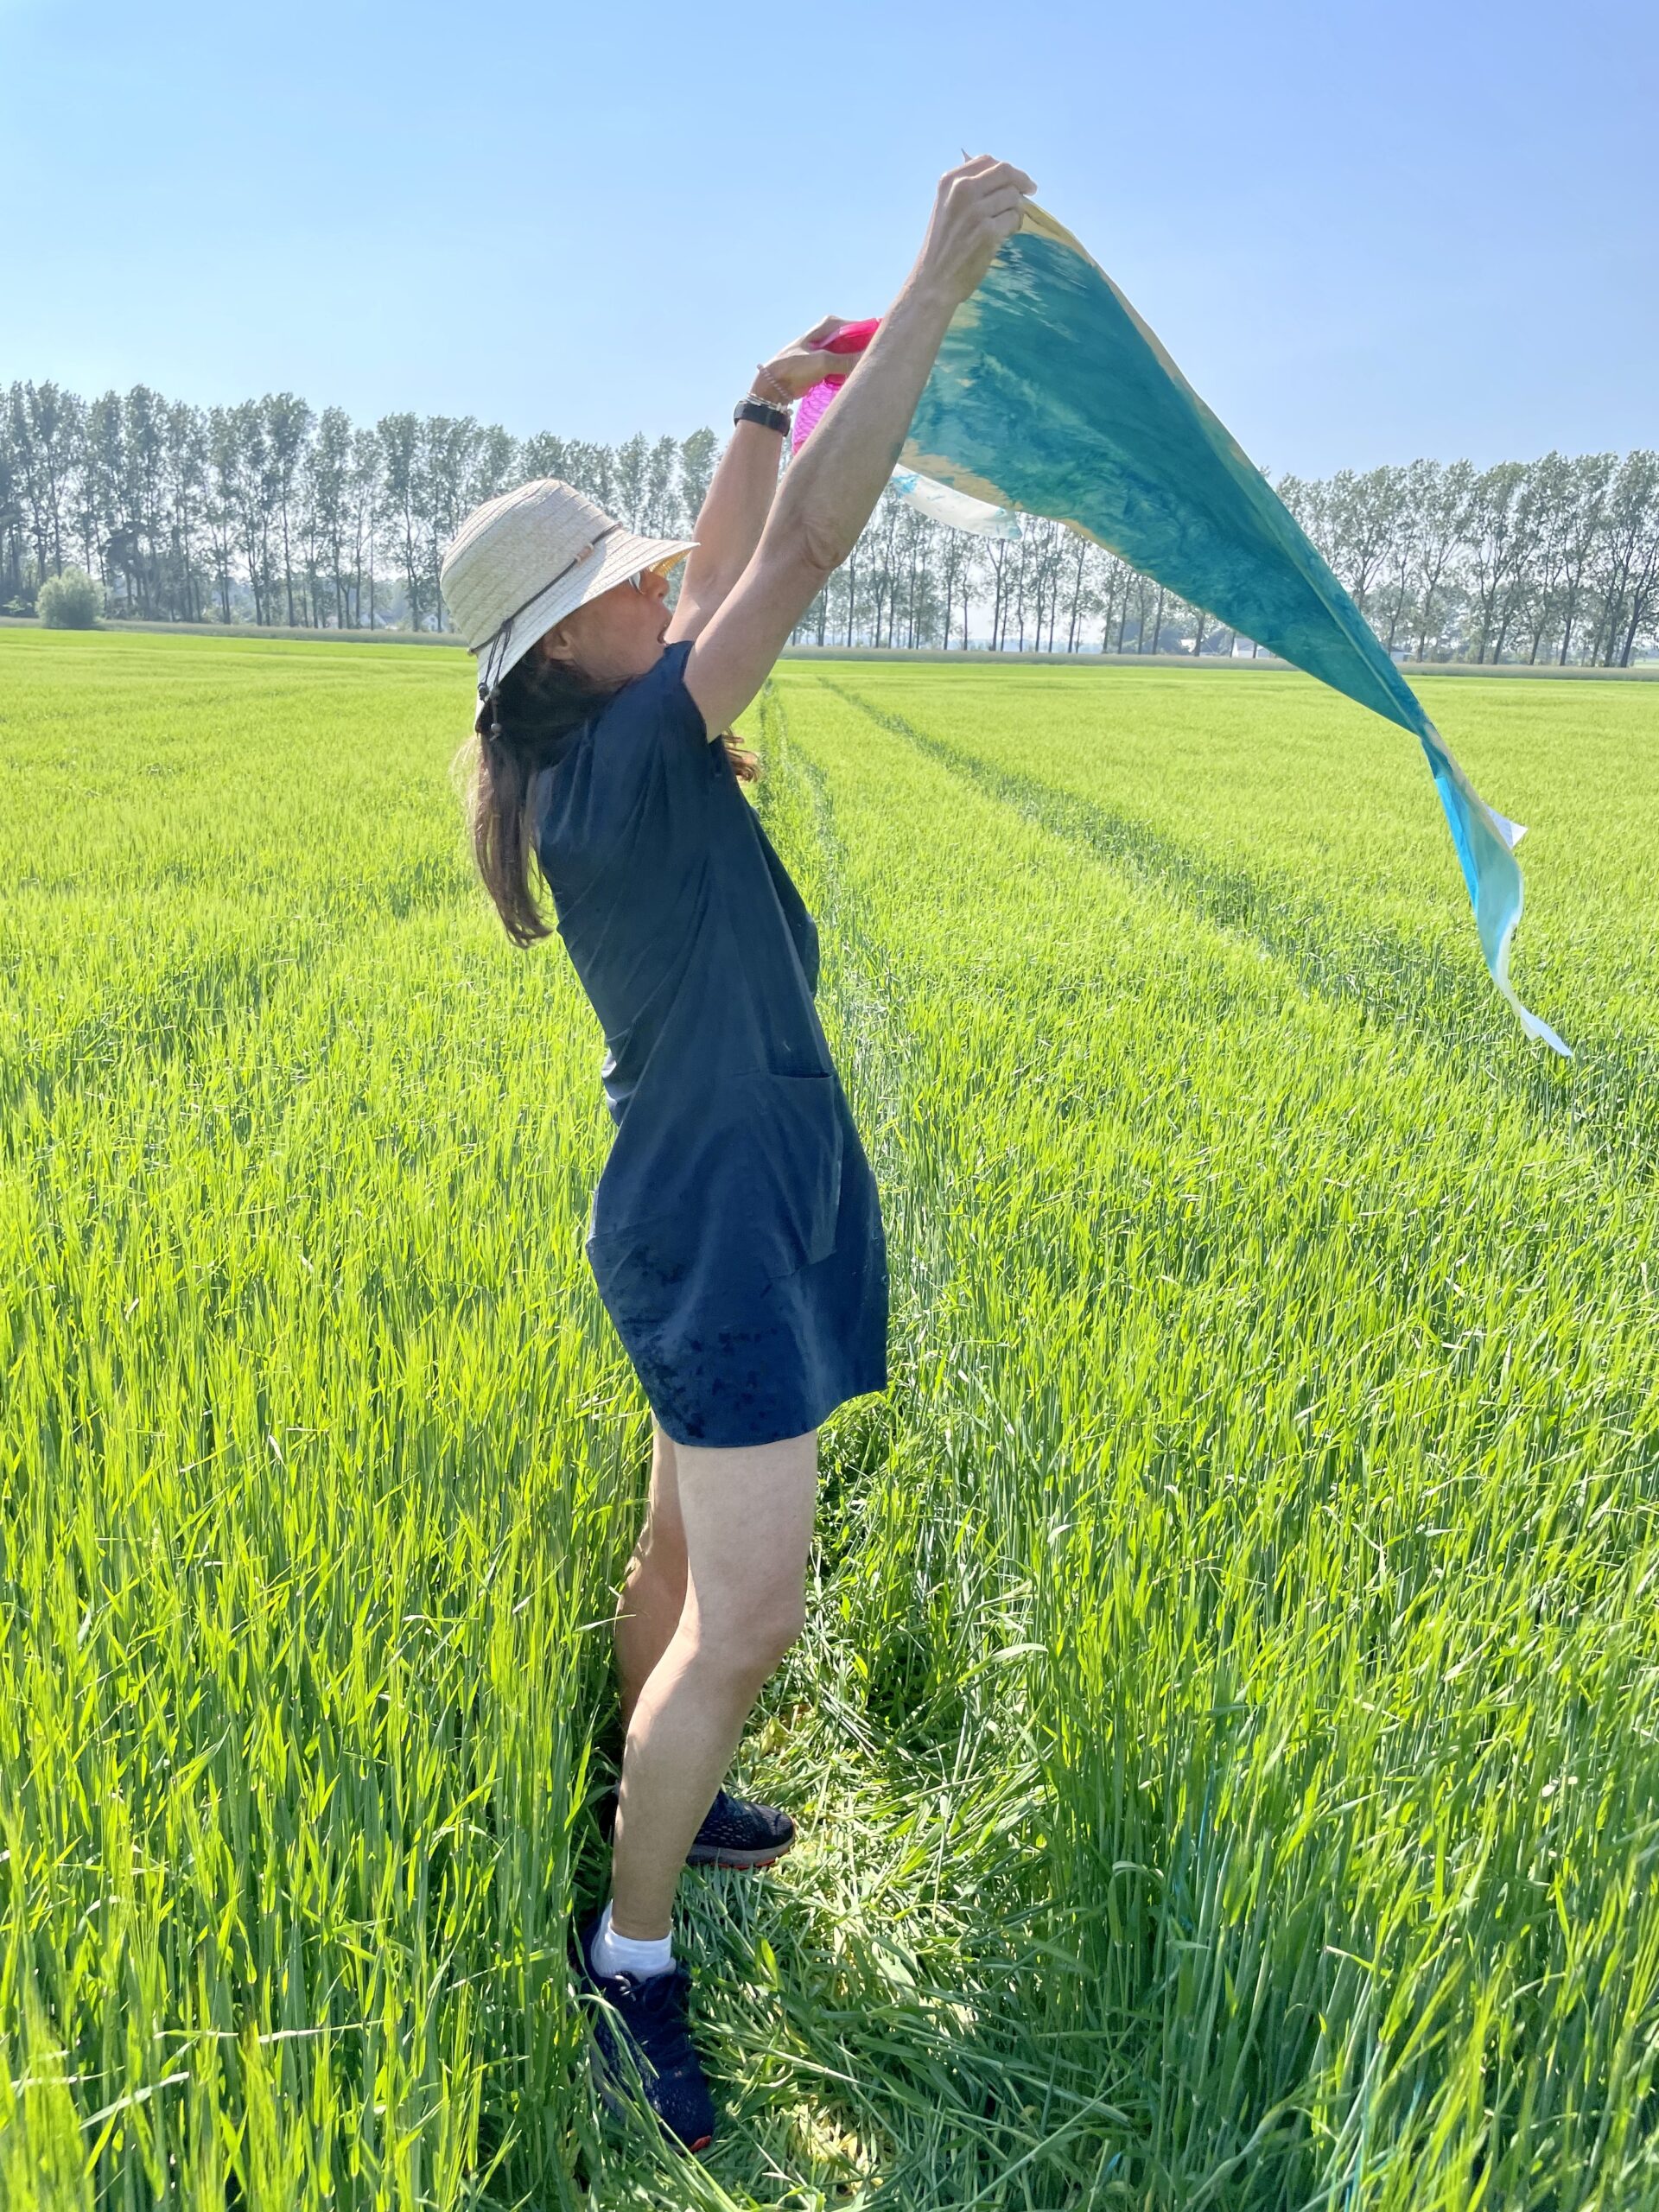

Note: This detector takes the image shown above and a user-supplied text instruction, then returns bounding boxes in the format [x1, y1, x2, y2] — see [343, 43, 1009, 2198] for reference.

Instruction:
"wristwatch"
[733, 396, 791, 435]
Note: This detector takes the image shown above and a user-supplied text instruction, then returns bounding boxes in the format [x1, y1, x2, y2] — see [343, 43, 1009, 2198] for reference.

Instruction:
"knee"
[626, 1513, 687, 1587]
[700, 1593, 806, 1684]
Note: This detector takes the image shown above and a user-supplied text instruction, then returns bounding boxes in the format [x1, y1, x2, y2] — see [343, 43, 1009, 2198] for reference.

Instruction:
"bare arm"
[683, 156, 1035, 738]
[666, 424, 785, 645]
[667, 319, 861, 646]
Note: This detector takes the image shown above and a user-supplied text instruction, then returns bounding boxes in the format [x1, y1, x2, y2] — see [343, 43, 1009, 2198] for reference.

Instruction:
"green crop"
[3, 627, 1656, 2209]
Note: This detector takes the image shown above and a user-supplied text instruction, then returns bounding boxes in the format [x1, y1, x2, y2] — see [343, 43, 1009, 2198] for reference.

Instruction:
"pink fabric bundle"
[790, 319, 880, 454]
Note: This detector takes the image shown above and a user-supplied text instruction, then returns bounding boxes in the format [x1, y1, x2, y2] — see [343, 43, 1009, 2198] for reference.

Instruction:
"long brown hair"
[455, 639, 761, 947]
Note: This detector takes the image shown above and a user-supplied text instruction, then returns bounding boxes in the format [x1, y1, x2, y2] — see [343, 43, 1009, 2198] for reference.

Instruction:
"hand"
[912, 155, 1036, 308]
[754, 316, 865, 404]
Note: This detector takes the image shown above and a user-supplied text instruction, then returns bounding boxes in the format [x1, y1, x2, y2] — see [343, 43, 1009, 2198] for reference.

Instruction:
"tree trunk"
[1415, 568, 1442, 662]
[280, 500, 296, 626]
[1619, 561, 1656, 665]
[1385, 575, 1407, 651]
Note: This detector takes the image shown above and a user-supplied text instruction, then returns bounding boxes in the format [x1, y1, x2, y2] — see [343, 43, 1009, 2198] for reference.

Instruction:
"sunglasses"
[623, 561, 678, 594]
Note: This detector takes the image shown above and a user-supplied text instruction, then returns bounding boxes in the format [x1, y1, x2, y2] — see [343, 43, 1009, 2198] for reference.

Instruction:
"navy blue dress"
[530, 639, 888, 1448]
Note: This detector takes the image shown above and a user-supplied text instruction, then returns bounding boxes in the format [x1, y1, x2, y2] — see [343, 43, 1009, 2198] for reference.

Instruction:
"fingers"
[943, 155, 1036, 197]
[968, 164, 1035, 200]
[919, 155, 1035, 302]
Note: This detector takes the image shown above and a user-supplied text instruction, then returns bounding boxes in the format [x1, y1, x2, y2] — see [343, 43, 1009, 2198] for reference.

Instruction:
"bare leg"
[613, 1422, 690, 1736]
[608, 1427, 818, 1942]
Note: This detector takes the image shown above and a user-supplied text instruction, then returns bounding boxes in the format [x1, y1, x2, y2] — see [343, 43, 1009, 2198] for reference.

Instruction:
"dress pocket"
[737, 1068, 844, 1280]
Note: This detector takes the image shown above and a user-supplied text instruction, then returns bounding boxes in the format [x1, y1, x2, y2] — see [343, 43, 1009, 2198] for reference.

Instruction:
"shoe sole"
[583, 2014, 715, 2156]
[599, 1796, 798, 1872]
[683, 1836, 794, 1869]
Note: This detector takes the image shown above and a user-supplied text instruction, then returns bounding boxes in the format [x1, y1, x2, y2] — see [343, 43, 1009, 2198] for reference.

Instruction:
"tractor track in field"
[753, 681, 963, 1407]
[811, 676, 1656, 1184]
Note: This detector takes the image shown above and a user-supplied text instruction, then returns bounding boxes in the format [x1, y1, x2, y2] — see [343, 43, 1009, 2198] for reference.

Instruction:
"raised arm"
[667, 318, 861, 647]
[682, 156, 1035, 739]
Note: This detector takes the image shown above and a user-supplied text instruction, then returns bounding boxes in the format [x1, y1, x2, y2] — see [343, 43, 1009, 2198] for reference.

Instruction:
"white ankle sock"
[591, 1897, 674, 1980]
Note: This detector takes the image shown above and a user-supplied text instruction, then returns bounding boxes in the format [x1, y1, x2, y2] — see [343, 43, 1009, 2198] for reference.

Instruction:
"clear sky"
[3, 0, 1653, 476]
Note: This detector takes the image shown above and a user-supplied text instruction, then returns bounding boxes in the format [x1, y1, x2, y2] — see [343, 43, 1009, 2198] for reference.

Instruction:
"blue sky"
[3, 0, 1653, 474]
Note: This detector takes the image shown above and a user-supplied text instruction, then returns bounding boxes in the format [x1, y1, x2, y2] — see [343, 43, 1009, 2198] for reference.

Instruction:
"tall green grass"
[766, 662, 1659, 2208]
[3, 629, 1656, 2207]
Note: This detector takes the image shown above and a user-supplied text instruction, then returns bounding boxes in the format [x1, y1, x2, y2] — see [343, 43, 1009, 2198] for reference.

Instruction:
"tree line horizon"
[4, 378, 1656, 666]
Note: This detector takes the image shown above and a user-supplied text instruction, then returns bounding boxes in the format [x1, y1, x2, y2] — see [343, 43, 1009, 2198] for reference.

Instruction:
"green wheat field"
[4, 626, 1658, 2210]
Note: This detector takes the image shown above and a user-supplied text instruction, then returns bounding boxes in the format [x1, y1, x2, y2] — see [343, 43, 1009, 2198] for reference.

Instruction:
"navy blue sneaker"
[595, 1783, 798, 1870]
[573, 1910, 716, 2155]
[683, 1787, 797, 1869]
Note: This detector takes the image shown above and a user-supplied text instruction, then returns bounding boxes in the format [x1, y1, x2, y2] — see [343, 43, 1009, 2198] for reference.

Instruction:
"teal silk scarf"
[899, 204, 1569, 1056]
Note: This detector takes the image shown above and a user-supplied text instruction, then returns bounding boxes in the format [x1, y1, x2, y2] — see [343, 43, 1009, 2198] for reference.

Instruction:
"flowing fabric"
[795, 320, 1022, 541]
[887, 468, 1020, 538]
[897, 202, 1567, 1053]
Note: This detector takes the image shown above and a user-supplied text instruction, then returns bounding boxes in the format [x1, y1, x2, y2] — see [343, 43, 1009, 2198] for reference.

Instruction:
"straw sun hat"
[439, 478, 698, 708]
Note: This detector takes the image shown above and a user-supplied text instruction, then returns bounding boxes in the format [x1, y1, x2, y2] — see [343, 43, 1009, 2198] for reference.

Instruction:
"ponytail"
[455, 646, 762, 948]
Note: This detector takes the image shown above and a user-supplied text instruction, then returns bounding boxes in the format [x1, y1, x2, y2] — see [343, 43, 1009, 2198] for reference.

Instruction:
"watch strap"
[733, 397, 791, 435]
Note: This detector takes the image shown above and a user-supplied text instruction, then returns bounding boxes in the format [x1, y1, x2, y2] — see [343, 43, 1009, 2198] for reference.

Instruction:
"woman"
[439, 154, 1033, 2155]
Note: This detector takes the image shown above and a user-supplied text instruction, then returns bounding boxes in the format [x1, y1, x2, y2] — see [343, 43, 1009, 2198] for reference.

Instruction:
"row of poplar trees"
[0, 382, 715, 636]
[3, 379, 1656, 664]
